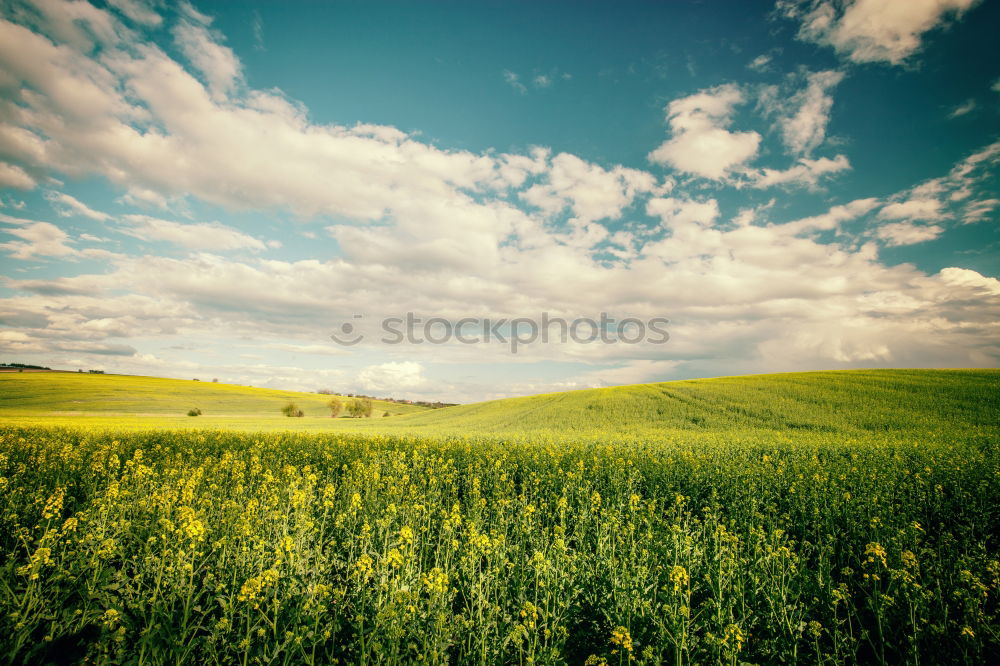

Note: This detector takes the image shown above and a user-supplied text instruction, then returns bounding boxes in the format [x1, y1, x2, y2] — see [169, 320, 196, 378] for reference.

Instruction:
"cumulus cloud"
[45, 191, 111, 220]
[119, 215, 268, 251]
[648, 84, 761, 180]
[520, 153, 657, 223]
[876, 221, 944, 246]
[0, 162, 36, 189]
[778, 0, 981, 65]
[646, 197, 720, 229]
[357, 361, 426, 392]
[172, 18, 241, 101]
[751, 154, 851, 188]
[778, 70, 844, 155]
[106, 0, 162, 27]
[878, 198, 944, 220]
[1, 218, 76, 259]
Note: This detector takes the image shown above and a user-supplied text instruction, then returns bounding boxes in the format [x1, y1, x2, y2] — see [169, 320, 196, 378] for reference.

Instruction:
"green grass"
[6, 368, 995, 439]
[0, 372, 430, 430]
[328, 368, 1000, 441]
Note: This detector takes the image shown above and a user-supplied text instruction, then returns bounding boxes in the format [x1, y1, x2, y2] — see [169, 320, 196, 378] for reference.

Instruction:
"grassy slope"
[0, 372, 430, 430]
[331, 368, 1000, 440]
[1, 368, 996, 438]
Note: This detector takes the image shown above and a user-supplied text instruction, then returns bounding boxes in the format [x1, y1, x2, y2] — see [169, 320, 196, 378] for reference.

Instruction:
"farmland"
[0, 369, 997, 664]
[0, 372, 430, 431]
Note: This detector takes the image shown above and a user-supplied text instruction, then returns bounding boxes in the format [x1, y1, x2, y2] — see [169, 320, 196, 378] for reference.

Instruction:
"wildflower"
[725, 623, 746, 651]
[354, 554, 374, 581]
[41, 488, 65, 520]
[610, 626, 633, 653]
[669, 565, 689, 593]
[807, 621, 822, 639]
[864, 542, 887, 568]
[422, 567, 449, 596]
[102, 609, 120, 629]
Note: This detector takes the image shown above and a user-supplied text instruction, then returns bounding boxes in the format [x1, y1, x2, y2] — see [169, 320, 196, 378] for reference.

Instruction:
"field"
[0, 372, 430, 431]
[0, 369, 998, 664]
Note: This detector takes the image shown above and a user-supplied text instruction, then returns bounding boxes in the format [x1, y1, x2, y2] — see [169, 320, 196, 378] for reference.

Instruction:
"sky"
[0, 0, 998, 402]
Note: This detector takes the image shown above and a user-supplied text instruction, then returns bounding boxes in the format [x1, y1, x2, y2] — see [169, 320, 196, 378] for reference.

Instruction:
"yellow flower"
[610, 626, 633, 653]
[42, 487, 65, 520]
[864, 542, 887, 568]
[669, 565, 689, 593]
[102, 609, 120, 629]
[354, 554, 374, 581]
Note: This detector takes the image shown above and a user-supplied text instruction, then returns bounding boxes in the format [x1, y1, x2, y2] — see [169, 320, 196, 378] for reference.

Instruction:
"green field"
[1, 369, 998, 664]
[0, 372, 430, 431]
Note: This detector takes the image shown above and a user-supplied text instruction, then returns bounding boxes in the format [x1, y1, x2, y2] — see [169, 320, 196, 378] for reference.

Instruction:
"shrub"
[328, 398, 343, 418]
[347, 398, 373, 418]
[281, 402, 300, 417]
[187, 408, 202, 417]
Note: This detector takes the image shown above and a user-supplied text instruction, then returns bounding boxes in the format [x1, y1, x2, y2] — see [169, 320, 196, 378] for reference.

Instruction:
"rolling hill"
[2, 368, 995, 439]
[0, 371, 430, 430]
[335, 368, 1000, 439]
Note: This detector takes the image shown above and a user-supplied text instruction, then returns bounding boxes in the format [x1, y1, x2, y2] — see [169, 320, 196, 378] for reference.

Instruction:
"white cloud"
[778, 0, 981, 65]
[520, 153, 656, 223]
[119, 215, 267, 251]
[779, 70, 844, 155]
[962, 198, 998, 223]
[938, 266, 1000, 294]
[44, 191, 111, 220]
[172, 19, 242, 101]
[106, 0, 162, 27]
[648, 84, 761, 180]
[949, 98, 976, 118]
[1, 219, 76, 259]
[0, 162, 36, 189]
[779, 197, 880, 234]
[502, 70, 526, 94]
[357, 361, 425, 392]
[751, 154, 851, 188]
[646, 197, 720, 229]
[748, 54, 773, 72]
[533, 74, 552, 88]
[878, 198, 943, 220]
[876, 221, 944, 246]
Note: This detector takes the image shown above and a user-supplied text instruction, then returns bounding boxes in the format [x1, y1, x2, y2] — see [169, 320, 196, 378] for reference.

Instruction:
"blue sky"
[0, 0, 998, 401]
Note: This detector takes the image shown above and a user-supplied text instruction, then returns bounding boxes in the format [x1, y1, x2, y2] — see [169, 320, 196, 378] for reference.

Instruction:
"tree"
[347, 398, 373, 418]
[328, 397, 343, 418]
[281, 402, 304, 417]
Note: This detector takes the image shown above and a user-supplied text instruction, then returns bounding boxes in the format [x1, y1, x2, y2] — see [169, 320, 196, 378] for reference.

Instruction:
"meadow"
[0, 369, 997, 664]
